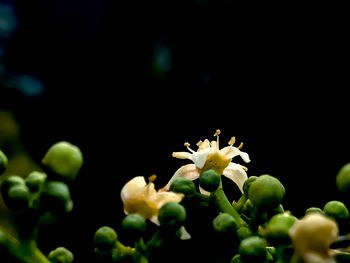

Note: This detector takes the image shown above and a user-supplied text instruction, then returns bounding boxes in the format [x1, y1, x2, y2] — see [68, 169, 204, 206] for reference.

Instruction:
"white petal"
[121, 176, 147, 202]
[163, 164, 199, 190]
[238, 150, 251, 163]
[222, 163, 248, 193]
[191, 148, 210, 169]
[220, 146, 251, 163]
[199, 185, 211, 196]
[150, 216, 160, 225]
[172, 151, 192, 160]
[179, 226, 191, 240]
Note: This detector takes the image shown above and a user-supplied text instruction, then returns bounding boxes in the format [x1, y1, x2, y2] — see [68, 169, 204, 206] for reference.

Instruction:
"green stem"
[212, 187, 246, 227]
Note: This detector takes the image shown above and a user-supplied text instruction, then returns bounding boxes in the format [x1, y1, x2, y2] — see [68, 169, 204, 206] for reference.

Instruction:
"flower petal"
[191, 147, 210, 169]
[151, 191, 184, 209]
[121, 176, 147, 202]
[220, 146, 251, 163]
[164, 164, 199, 190]
[179, 226, 191, 240]
[198, 185, 211, 196]
[222, 162, 248, 193]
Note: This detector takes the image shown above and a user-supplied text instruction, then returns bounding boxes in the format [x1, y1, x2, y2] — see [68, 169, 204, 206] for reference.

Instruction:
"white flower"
[165, 130, 250, 194]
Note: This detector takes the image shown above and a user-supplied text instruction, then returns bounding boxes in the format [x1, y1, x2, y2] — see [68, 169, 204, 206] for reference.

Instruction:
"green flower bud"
[213, 213, 238, 232]
[121, 214, 146, 235]
[25, 171, 47, 192]
[6, 184, 30, 211]
[158, 202, 186, 228]
[41, 181, 73, 215]
[263, 213, 298, 243]
[94, 226, 118, 251]
[238, 236, 267, 262]
[169, 178, 196, 195]
[236, 226, 253, 241]
[305, 207, 324, 215]
[336, 163, 350, 192]
[323, 200, 349, 220]
[1, 175, 25, 195]
[243, 176, 258, 196]
[199, 169, 220, 192]
[48, 247, 74, 263]
[248, 175, 285, 208]
[42, 141, 83, 180]
[0, 150, 8, 175]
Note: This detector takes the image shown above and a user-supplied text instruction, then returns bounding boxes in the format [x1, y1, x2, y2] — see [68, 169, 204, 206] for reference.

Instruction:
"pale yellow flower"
[289, 213, 339, 263]
[165, 130, 250, 194]
[121, 175, 184, 224]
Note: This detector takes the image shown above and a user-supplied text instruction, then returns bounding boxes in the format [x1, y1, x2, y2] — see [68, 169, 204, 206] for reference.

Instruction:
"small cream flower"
[121, 175, 184, 224]
[165, 130, 251, 194]
[289, 213, 339, 263]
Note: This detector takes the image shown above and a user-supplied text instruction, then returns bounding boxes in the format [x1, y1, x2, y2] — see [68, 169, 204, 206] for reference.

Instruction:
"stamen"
[184, 142, 195, 153]
[196, 140, 203, 147]
[240, 165, 248, 171]
[228, 136, 236, 146]
[237, 142, 244, 150]
[214, 129, 221, 137]
[149, 174, 157, 182]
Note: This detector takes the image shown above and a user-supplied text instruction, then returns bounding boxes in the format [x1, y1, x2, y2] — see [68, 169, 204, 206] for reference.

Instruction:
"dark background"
[1, 1, 350, 262]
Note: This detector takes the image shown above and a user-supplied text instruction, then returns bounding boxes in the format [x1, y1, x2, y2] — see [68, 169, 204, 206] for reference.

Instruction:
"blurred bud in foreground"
[48, 247, 74, 263]
[158, 202, 186, 229]
[213, 213, 238, 233]
[42, 141, 83, 180]
[0, 150, 8, 175]
[238, 236, 267, 262]
[336, 163, 350, 192]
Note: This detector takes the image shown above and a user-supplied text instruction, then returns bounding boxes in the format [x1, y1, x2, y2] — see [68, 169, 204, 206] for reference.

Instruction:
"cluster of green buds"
[0, 141, 83, 263]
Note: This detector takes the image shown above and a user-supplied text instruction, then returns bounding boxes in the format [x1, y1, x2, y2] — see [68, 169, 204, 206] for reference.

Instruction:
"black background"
[1, 1, 350, 262]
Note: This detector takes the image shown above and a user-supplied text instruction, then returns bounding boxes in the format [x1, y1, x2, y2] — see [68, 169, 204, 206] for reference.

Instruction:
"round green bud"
[94, 226, 118, 251]
[305, 207, 324, 215]
[243, 176, 258, 196]
[25, 171, 47, 192]
[248, 175, 285, 208]
[48, 247, 74, 263]
[1, 175, 25, 194]
[199, 169, 220, 192]
[336, 163, 350, 192]
[323, 200, 349, 220]
[6, 184, 30, 211]
[169, 178, 196, 195]
[0, 150, 8, 175]
[42, 141, 83, 180]
[121, 214, 146, 234]
[238, 236, 267, 262]
[236, 226, 253, 241]
[41, 181, 73, 215]
[264, 213, 298, 242]
[158, 202, 186, 228]
[213, 213, 238, 232]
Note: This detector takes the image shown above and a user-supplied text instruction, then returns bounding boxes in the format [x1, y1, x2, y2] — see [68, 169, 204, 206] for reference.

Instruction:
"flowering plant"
[1, 130, 350, 263]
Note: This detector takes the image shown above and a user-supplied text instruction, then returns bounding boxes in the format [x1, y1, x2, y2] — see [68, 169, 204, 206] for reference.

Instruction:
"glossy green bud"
[25, 171, 47, 192]
[158, 202, 186, 228]
[323, 200, 349, 220]
[199, 169, 220, 192]
[336, 163, 350, 192]
[213, 213, 238, 232]
[169, 178, 196, 195]
[94, 226, 118, 251]
[41, 181, 73, 215]
[248, 175, 285, 208]
[243, 176, 258, 195]
[1, 175, 25, 194]
[121, 214, 146, 234]
[305, 207, 324, 215]
[236, 226, 253, 241]
[48, 247, 74, 263]
[42, 141, 83, 180]
[238, 236, 267, 262]
[263, 213, 298, 242]
[0, 150, 8, 175]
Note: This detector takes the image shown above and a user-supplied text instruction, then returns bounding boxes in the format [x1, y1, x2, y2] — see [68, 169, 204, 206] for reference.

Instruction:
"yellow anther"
[196, 140, 203, 146]
[240, 165, 248, 171]
[214, 129, 221, 137]
[149, 174, 157, 182]
[228, 136, 236, 146]
[184, 142, 190, 147]
[237, 142, 244, 150]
